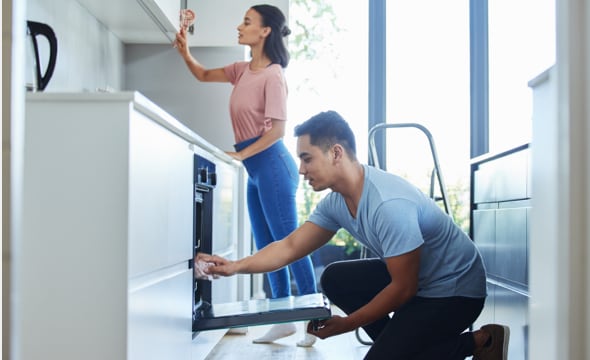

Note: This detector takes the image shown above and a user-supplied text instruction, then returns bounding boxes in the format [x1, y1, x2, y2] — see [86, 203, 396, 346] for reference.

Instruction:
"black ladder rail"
[355, 122, 451, 346]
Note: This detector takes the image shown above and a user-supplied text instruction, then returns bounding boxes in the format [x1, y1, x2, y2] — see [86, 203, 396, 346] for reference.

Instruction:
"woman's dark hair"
[294, 111, 357, 161]
[252, 4, 291, 68]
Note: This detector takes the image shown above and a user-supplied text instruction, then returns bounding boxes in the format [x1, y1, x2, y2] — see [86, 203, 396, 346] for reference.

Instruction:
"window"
[386, 0, 471, 227]
[487, 0, 555, 153]
[287, 1, 369, 161]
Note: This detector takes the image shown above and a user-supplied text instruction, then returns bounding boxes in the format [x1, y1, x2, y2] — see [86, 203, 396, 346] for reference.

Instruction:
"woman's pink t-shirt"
[224, 61, 288, 143]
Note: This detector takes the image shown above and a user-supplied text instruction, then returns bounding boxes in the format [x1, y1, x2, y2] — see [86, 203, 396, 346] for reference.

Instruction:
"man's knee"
[319, 260, 347, 297]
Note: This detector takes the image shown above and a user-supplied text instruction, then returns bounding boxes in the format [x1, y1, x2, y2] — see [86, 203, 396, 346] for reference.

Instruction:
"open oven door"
[192, 292, 331, 334]
[192, 153, 332, 336]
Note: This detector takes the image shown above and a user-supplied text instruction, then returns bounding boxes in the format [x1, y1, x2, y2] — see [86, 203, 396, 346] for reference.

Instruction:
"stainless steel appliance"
[191, 154, 331, 337]
[26, 20, 57, 91]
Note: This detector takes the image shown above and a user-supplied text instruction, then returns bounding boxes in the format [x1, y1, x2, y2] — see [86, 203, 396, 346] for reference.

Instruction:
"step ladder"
[368, 122, 450, 214]
[355, 122, 451, 346]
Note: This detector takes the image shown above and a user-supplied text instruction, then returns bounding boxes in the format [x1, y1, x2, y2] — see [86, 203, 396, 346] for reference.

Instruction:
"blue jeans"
[235, 137, 317, 298]
[321, 259, 484, 360]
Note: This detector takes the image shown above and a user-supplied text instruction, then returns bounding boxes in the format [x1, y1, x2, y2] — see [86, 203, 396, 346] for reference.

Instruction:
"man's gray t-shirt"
[308, 165, 487, 298]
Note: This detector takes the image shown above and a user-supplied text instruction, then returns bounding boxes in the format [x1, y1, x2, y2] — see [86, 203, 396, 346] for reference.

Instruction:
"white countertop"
[26, 91, 236, 165]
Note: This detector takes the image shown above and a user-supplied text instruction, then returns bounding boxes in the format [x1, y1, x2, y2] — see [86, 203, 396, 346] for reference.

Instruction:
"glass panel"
[488, 0, 555, 153]
[386, 0, 471, 230]
[194, 293, 331, 331]
[287, 1, 370, 260]
[287, 0, 370, 162]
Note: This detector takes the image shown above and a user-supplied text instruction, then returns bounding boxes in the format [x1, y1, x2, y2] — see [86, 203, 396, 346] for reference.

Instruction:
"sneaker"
[473, 324, 510, 360]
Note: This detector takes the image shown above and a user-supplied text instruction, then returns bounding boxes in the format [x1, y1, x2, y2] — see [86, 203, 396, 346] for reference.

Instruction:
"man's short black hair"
[294, 110, 357, 161]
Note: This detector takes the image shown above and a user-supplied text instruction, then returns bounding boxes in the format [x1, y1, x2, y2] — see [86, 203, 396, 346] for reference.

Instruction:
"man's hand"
[306, 315, 354, 339]
[195, 253, 238, 277]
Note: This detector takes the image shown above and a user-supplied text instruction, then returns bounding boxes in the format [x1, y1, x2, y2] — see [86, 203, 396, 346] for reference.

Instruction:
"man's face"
[297, 134, 333, 192]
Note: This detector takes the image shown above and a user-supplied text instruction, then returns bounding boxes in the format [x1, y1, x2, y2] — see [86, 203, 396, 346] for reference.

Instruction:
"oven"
[191, 154, 331, 337]
[192, 154, 216, 334]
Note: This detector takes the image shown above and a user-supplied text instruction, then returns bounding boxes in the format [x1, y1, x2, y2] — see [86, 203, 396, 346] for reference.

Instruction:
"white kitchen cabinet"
[76, 0, 180, 43]
[75, 0, 287, 46]
[128, 269, 193, 359]
[17, 92, 240, 360]
[128, 107, 193, 277]
[186, 0, 289, 47]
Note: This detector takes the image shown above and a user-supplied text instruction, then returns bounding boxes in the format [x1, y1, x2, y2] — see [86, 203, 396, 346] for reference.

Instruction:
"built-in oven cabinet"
[20, 92, 200, 360]
[20, 92, 331, 360]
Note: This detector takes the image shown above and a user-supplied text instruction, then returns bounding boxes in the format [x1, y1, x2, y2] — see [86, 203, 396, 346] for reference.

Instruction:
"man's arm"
[310, 246, 421, 338]
[199, 222, 335, 276]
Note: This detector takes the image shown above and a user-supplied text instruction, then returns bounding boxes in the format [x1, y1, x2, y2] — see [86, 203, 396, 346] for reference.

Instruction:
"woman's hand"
[174, 28, 190, 58]
[225, 151, 244, 161]
[306, 315, 355, 339]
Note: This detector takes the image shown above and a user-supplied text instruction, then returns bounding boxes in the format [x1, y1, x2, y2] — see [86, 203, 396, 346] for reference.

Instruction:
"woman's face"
[237, 8, 269, 47]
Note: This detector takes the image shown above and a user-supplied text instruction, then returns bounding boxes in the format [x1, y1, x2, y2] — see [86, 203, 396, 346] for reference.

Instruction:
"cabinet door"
[474, 164, 497, 203]
[495, 208, 528, 286]
[187, 0, 288, 47]
[473, 209, 497, 275]
[128, 267, 193, 360]
[128, 112, 193, 277]
[75, 0, 178, 43]
[138, 0, 180, 41]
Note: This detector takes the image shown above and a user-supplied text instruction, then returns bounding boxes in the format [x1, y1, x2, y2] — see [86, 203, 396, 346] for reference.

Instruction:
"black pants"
[320, 258, 485, 360]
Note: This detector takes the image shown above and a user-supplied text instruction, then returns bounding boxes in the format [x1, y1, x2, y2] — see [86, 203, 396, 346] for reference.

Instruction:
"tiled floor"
[204, 308, 371, 360]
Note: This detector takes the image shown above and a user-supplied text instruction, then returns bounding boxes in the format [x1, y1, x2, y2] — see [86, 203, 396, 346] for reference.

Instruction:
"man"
[199, 110, 510, 360]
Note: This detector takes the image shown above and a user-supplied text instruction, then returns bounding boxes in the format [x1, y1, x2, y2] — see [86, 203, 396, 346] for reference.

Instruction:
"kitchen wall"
[26, 0, 239, 152]
[125, 44, 243, 152]
[26, 0, 124, 92]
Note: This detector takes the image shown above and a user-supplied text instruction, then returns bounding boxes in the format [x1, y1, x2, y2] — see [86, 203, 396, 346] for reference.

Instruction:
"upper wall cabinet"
[186, 0, 288, 47]
[77, 0, 288, 47]
[77, 0, 180, 44]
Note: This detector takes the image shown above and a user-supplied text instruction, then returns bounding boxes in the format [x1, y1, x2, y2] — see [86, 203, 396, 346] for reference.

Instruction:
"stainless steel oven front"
[191, 153, 331, 337]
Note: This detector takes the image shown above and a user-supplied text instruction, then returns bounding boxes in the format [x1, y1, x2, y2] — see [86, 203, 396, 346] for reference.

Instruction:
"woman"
[175, 4, 318, 347]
